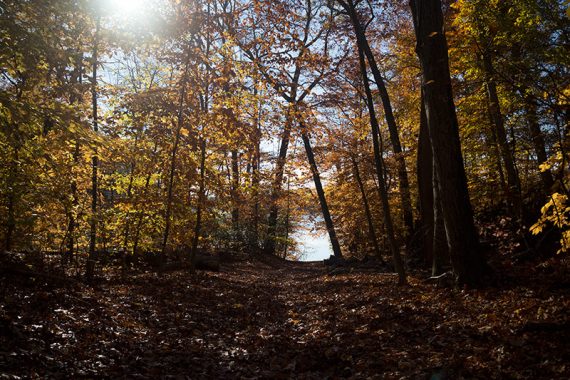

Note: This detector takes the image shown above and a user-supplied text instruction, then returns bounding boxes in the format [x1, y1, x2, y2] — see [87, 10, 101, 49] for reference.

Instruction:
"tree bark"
[351, 155, 383, 260]
[339, 0, 414, 237]
[231, 149, 240, 238]
[482, 52, 522, 220]
[526, 94, 554, 192]
[86, 17, 100, 283]
[417, 92, 434, 264]
[358, 44, 407, 284]
[161, 60, 190, 256]
[432, 158, 448, 276]
[300, 128, 343, 259]
[265, 112, 293, 254]
[191, 137, 207, 263]
[64, 53, 83, 264]
[410, 0, 487, 286]
[250, 114, 261, 250]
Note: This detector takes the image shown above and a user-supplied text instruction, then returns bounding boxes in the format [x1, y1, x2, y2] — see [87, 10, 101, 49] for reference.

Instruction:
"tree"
[356, 42, 406, 283]
[237, 0, 345, 258]
[410, 0, 487, 285]
[336, 0, 415, 238]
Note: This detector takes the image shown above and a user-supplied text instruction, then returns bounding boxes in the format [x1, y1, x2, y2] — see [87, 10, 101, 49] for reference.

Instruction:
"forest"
[1, 0, 569, 378]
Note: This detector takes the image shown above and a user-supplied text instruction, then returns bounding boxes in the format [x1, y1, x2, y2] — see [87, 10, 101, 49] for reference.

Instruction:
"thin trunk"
[231, 149, 239, 236]
[410, 0, 487, 286]
[66, 142, 80, 263]
[162, 62, 189, 256]
[358, 44, 407, 284]
[251, 87, 262, 250]
[191, 137, 207, 263]
[4, 147, 18, 252]
[251, 129, 261, 249]
[482, 52, 522, 220]
[86, 17, 100, 283]
[300, 128, 343, 259]
[526, 94, 554, 192]
[123, 130, 140, 251]
[265, 113, 293, 254]
[283, 174, 291, 259]
[487, 119, 507, 193]
[341, 0, 414, 236]
[65, 53, 83, 263]
[351, 155, 383, 261]
[132, 142, 159, 257]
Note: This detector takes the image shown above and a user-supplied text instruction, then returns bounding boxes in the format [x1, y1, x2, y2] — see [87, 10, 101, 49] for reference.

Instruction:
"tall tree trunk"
[86, 17, 100, 283]
[132, 142, 159, 257]
[339, 0, 414, 237]
[265, 112, 293, 254]
[417, 93, 434, 264]
[410, 0, 487, 286]
[482, 52, 522, 220]
[487, 118, 507, 194]
[358, 44, 407, 284]
[231, 149, 240, 238]
[526, 94, 554, 192]
[66, 142, 80, 264]
[300, 128, 343, 259]
[351, 155, 383, 261]
[191, 137, 207, 263]
[161, 62, 189, 256]
[4, 146, 18, 252]
[251, 125, 261, 250]
[432, 158, 448, 276]
[65, 53, 83, 264]
[283, 174, 291, 259]
[123, 129, 140, 252]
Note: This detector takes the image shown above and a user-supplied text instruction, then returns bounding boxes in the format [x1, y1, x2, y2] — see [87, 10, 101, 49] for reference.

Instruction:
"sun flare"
[103, 0, 157, 23]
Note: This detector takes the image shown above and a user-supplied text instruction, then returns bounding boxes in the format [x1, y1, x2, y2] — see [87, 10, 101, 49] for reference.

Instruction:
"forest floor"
[1, 254, 570, 379]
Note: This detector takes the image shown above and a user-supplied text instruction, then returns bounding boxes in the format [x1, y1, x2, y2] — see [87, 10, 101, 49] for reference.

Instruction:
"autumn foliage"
[0, 0, 569, 377]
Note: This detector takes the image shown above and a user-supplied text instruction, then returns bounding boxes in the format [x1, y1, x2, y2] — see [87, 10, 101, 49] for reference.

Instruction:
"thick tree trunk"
[482, 53, 522, 219]
[340, 0, 414, 237]
[351, 155, 383, 261]
[358, 44, 407, 284]
[410, 0, 487, 286]
[417, 94, 434, 264]
[300, 128, 343, 259]
[432, 159, 448, 276]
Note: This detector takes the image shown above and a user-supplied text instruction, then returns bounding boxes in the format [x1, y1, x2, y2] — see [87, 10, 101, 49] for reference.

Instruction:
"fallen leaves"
[1, 258, 569, 378]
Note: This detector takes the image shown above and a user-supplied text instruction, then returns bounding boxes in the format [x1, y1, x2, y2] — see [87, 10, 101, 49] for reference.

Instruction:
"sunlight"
[113, 0, 146, 15]
[100, 0, 157, 24]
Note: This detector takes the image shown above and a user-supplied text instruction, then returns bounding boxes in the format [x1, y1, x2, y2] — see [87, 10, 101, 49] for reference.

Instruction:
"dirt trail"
[1, 259, 569, 378]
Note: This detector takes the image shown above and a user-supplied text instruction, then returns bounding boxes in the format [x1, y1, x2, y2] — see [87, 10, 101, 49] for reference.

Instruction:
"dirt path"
[2, 259, 569, 378]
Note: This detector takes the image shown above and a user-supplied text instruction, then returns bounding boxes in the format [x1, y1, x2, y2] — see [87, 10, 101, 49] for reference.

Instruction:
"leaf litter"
[1, 257, 569, 379]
